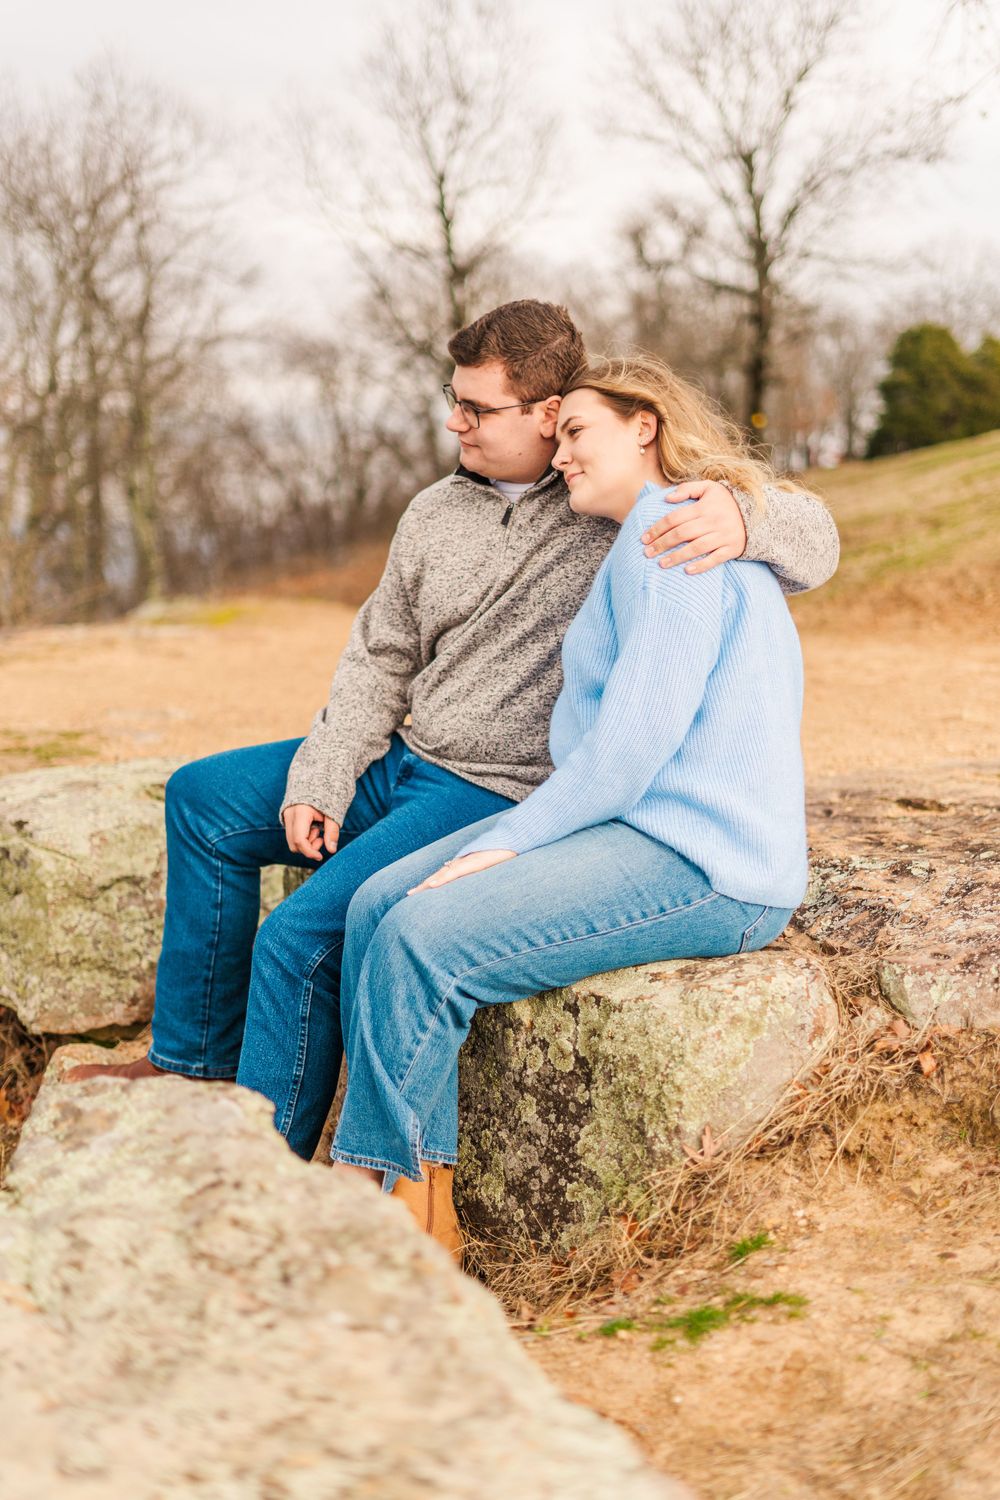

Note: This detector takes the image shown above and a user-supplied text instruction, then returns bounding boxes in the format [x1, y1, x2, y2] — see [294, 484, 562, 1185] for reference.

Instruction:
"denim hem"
[333, 1051, 429, 1192]
[147, 1050, 238, 1080]
[329, 1146, 424, 1188]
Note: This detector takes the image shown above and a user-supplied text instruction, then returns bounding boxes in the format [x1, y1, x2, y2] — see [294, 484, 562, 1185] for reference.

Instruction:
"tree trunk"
[125, 398, 165, 604]
[744, 294, 773, 451]
[83, 393, 105, 617]
[79, 277, 107, 618]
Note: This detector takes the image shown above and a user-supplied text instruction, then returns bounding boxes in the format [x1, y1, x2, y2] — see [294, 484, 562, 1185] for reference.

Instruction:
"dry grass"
[793, 428, 1000, 628]
[516, 998, 1000, 1500]
[467, 989, 1000, 1327]
[0, 1005, 59, 1181]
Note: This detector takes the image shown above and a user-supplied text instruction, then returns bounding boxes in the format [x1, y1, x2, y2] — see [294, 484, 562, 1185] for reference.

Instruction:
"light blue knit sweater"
[458, 483, 809, 907]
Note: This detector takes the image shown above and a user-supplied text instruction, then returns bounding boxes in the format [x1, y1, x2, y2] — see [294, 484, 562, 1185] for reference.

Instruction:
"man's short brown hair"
[447, 300, 586, 402]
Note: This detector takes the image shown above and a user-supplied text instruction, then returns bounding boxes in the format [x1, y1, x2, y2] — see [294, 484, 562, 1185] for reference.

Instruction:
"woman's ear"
[539, 394, 562, 439]
[638, 412, 658, 448]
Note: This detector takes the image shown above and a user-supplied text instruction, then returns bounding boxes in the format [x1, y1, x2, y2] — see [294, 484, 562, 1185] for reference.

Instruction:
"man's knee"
[164, 756, 217, 824]
[255, 866, 356, 981]
[165, 744, 272, 834]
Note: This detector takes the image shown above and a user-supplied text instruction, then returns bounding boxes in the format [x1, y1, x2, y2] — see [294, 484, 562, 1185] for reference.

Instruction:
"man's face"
[445, 360, 560, 484]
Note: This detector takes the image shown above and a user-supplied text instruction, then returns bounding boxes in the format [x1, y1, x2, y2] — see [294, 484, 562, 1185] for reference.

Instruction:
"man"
[69, 301, 839, 1163]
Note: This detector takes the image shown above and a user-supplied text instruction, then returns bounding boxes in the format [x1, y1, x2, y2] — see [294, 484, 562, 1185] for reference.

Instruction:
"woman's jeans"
[149, 735, 514, 1159]
[332, 814, 794, 1190]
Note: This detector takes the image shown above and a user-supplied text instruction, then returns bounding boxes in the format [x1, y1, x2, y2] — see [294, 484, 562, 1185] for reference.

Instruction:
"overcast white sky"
[3, 0, 999, 333]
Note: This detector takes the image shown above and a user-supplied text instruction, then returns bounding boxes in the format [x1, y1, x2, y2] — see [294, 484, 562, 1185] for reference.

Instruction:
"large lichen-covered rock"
[796, 772, 1000, 1028]
[0, 1066, 687, 1500]
[0, 760, 181, 1033]
[456, 951, 836, 1251]
[7, 757, 996, 1041]
[0, 761, 297, 1034]
[7, 757, 996, 1257]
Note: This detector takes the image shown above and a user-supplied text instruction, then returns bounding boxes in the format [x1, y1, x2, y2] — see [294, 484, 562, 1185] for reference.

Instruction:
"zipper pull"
[500, 504, 513, 527]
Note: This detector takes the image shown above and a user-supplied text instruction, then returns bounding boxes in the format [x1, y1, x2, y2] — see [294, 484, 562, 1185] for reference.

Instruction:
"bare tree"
[814, 311, 884, 459]
[0, 92, 103, 618]
[294, 0, 554, 483]
[762, 305, 846, 468]
[272, 335, 408, 541]
[616, 0, 961, 433]
[939, 0, 1000, 75]
[889, 245, 1000, 347]
[619, 222, 749, 416]
[0, 61, 248, 621]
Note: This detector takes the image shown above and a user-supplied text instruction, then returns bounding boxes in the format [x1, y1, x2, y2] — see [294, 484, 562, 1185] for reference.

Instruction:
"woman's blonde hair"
[563, 353, 816, 513]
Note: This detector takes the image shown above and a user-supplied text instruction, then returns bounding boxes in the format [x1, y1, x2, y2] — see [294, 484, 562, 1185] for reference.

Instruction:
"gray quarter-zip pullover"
[281, 466, 838, 823]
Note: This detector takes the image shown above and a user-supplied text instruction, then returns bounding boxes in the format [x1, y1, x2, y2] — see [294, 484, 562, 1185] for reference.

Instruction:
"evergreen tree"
[867, 323, 1000, 456]
[968, 335, 1000, 435]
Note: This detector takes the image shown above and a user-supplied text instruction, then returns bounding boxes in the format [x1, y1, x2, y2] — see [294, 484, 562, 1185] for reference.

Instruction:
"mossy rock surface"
[0, 761, 293, 1035]
[0, 761, 181, 1033]
[456, 951, 837, 1252]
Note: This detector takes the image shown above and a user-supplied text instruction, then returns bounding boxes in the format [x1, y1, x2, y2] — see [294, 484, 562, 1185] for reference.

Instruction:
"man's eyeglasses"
[442, 383, 539, 429]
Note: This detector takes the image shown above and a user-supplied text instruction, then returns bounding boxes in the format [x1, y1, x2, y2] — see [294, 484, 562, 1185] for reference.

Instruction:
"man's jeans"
[331, 814, 795, 1190]
[149, 735, 515, 1159]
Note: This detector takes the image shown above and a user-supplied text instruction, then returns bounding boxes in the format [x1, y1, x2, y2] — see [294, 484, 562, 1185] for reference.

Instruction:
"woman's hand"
[408, 848, 517, 893]
[641, 479, 747, 574]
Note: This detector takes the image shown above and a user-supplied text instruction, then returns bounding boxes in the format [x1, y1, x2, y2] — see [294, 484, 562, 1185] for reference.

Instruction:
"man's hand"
[408, 848, 517, 893]
[641, 480, 747, 575]
[282, 803, 340, 862]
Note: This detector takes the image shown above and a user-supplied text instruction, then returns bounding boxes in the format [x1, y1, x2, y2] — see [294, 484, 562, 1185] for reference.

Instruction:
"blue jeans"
[149, 735, 515, 1158]
[331, 814, 794, 1189]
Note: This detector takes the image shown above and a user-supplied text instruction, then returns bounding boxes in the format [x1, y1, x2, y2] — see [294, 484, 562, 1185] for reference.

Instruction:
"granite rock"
[0, 1063, 688, 1500]
[797, 772, 1000, 1028]
[0, 761, 293, 1033]
[456, 952, 837, 1251]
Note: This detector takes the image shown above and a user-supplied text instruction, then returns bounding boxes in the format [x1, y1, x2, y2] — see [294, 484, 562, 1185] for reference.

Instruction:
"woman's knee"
[738, 904, 794, 953]
[346, 867, 410, 949]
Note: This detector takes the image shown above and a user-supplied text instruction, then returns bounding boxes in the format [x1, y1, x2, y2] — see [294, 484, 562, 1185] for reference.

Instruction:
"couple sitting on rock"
[69, 300, 838, 1262]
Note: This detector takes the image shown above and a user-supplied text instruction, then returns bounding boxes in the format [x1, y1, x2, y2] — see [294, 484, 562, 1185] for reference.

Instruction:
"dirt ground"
[523, 1075, 1000, 1500]
[1, 583, 999, 1500]
[1, 596, 998, 784]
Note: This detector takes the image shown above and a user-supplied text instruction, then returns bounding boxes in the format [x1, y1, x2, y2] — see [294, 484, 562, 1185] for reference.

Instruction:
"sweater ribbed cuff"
[278, 777, 353, 827]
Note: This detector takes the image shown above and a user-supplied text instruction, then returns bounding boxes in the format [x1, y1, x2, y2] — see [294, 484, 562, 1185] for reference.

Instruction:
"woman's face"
[552, 388, 659, 522]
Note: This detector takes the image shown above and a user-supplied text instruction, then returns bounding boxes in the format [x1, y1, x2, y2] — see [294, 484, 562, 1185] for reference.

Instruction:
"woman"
[328, 355, 810, 1261]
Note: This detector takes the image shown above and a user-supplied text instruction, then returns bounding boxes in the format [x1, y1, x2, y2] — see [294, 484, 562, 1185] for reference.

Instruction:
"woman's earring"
[638, 442, 646, 454]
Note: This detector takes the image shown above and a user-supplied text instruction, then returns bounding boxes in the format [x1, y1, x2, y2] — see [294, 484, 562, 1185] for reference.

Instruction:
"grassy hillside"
[792, 429, 1000, 626]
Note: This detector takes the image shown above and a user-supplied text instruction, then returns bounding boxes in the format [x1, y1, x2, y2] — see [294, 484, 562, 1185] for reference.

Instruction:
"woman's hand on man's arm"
[643, 476, 840, 594]
[408, 848, 517, 893]
[640, 480, 747, 574]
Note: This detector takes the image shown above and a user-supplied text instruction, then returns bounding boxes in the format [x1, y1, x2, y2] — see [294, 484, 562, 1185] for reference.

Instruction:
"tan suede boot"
[391, 1163, 463, 1266]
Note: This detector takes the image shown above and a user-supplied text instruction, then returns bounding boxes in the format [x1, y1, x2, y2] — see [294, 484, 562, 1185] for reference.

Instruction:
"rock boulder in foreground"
[0, 1063, 688, 1500]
